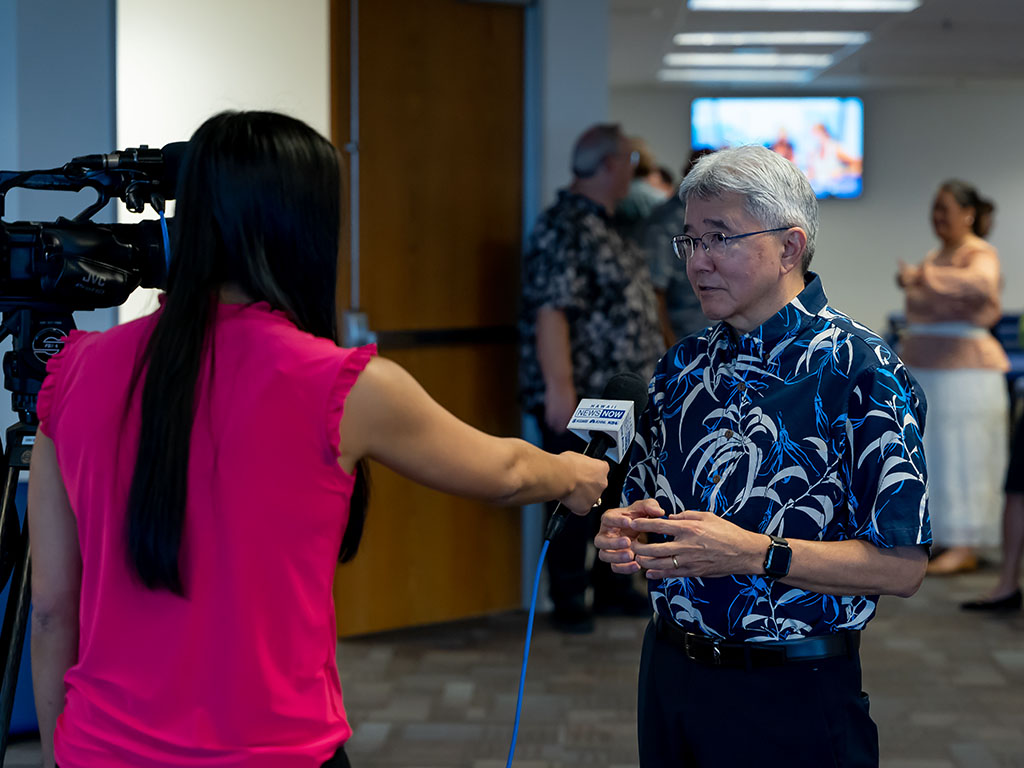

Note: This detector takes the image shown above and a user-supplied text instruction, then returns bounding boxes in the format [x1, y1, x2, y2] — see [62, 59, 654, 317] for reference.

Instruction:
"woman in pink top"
[897, 180, 1009, 575]
[27, 111, 608, 768]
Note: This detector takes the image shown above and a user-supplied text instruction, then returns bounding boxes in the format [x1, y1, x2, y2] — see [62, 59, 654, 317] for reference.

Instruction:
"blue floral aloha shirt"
[623, 273, 932, 642]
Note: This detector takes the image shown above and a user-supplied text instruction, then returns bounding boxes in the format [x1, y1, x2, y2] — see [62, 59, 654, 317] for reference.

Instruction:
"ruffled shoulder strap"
[326, 344, 377, 460]
[37, 329, 94, 437]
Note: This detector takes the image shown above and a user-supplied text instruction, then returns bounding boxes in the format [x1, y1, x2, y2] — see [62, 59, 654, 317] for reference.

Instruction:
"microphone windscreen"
[601, 372, 649, 418]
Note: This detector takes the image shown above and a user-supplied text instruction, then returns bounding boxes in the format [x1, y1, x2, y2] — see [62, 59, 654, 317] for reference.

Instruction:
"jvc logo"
[82, 274, 106, 287]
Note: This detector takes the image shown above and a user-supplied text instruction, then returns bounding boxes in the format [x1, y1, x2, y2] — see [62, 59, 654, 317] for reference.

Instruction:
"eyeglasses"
[672, 227, 791, 262]
[610, 149, 640, 168]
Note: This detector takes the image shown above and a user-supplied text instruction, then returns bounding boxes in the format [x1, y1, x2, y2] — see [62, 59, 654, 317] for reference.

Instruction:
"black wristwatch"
[763, 534, 792, 579]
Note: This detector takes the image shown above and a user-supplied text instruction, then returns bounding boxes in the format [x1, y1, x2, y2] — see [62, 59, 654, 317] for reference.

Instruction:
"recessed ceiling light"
[664, 52, 835, 67]
[657, 68, 814, 82]
[687, 0, 920, 11]
[673, 31, 870, 46]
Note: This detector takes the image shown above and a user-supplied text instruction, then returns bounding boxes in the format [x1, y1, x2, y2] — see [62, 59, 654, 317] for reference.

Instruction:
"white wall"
[115, 0, 331, 321]
[611, 86, 691, 183]
[536, 0, 610, 208]
[116, 0, 330, 148]
[611, 84, 1024, 334]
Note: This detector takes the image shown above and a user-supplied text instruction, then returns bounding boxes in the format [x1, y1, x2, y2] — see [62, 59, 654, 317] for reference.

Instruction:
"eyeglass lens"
[673, 232, 727, 260]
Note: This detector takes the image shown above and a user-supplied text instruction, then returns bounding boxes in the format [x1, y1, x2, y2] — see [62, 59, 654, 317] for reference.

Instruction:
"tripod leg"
[0, 427, 33, 764]
[0, 509, 29, 763]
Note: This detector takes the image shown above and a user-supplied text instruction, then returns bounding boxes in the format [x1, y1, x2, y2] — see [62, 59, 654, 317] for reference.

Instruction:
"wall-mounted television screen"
[691, 97, 864, 199]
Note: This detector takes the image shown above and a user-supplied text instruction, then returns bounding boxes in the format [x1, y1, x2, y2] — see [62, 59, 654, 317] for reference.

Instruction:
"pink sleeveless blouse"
[37, 300, 375, 767]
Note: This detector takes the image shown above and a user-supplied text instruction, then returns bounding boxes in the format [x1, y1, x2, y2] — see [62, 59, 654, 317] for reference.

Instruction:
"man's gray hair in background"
[571, 124, 624, 179]
[679, 144, 819, 272]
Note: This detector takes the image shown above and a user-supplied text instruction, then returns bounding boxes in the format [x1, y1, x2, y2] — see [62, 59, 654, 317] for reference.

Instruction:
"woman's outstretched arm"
[339, 357, 608, 515]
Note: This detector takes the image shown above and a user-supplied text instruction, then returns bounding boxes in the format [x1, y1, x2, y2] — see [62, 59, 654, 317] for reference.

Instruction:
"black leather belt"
[654, 614, 860, 668]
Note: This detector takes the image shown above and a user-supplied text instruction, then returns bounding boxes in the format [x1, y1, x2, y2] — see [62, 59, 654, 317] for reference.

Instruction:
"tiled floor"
[4, 567, 1023, 767]
[337, 567, 1024, 768]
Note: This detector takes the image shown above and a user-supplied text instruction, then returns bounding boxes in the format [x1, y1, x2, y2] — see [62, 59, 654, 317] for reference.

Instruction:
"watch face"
[765, 539, 792, 578]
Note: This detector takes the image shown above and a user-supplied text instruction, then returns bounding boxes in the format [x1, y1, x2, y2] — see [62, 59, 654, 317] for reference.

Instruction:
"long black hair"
[127, 111, 368, 595]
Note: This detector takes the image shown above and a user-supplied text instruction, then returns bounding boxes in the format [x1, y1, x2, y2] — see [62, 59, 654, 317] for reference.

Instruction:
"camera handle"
[0, 421, 36, 763]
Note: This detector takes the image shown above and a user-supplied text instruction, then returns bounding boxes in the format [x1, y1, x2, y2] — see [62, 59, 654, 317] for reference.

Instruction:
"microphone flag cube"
[566, 398, 635, 463]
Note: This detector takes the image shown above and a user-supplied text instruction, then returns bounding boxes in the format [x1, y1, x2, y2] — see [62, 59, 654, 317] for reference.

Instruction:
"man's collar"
[752, 272, 827, 350]
[558, 188, 611, 219]
[707, 272, 827, 361]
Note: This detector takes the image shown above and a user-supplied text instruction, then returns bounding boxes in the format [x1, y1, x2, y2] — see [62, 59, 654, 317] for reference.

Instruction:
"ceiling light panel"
[673, 31, 870, 46]
[664, 52, 835, 67]
[687, 0, 920, 11]
[657, 68, 814, 82]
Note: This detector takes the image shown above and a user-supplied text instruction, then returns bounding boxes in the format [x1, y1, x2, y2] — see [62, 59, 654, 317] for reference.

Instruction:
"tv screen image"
[691, 97, 864, 199]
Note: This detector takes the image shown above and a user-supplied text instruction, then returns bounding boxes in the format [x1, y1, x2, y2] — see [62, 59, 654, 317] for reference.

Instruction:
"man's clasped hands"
[595, 499, 771, 581]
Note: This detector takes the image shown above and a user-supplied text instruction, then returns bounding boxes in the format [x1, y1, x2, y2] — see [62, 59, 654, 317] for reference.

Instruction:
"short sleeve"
[522, 227, 588, 315]
[36, 329, 92, 439]
[845, 364, 931, 548]
[326, 343, 377, 460]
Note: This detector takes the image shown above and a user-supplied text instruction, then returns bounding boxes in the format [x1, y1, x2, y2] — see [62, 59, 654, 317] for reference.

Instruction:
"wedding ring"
[672, 555, 680, 569]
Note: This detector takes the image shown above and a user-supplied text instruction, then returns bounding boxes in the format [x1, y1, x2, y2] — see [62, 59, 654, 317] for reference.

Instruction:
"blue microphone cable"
[504, 373, 648, 764]
[147, 189, 171, 273]
[158, 210, 171, 272]
[504, 537, 550, 768]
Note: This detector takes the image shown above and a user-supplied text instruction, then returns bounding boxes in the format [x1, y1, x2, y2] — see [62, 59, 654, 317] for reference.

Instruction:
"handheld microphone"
[543, 371, 649, 541]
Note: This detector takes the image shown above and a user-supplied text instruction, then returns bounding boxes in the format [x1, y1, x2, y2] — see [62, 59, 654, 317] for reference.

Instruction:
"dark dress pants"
[534, 412, 635, 611]
[637, 621, 879, 768]
[323, 744, 351, 767]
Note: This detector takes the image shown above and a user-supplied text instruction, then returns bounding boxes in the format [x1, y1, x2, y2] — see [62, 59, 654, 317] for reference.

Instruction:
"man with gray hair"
[519, 123, 663, 633]
[595, 145, 931, 766]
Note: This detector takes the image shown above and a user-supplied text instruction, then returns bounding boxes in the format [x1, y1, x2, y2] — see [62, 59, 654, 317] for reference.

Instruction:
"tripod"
[0, 308, 76, 764]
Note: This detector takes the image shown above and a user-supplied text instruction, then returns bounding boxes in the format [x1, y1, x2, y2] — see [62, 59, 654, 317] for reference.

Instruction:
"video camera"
[0, 142, 185, 419]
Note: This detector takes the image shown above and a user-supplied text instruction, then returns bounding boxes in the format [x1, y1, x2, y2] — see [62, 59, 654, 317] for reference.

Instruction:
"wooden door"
[330, 0, 525, 636]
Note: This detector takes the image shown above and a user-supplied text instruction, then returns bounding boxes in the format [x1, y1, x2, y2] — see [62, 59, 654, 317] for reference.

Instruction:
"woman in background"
[28, 111, 607, 768]
[897, 180, 1008, 575]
